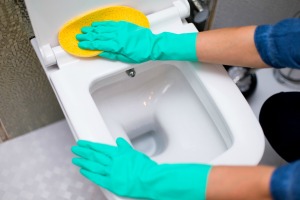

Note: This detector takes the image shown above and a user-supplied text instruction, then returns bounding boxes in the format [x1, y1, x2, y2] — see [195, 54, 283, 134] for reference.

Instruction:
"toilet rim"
[49, 59, 265, 166]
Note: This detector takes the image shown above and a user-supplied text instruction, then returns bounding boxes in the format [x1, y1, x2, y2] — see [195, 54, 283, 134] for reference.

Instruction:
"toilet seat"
[25, 0, 265, 199]
[41, 55, 264, 165]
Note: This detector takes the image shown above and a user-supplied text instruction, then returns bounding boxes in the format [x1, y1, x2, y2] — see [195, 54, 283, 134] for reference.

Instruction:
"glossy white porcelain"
[91, 62, 232, 163]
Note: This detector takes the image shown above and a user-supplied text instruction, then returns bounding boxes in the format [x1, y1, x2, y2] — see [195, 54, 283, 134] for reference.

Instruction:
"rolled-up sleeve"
[254, 18, 300, 69]
[271, 160, 300, 200]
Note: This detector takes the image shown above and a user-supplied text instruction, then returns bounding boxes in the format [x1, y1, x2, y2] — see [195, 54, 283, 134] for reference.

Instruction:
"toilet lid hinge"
[31, 38, 80, 70]
[30, 39, 57, 68]
[147, 0, 190, 31]
[52, 46, 80, 69]
[39, 44, 57, 67]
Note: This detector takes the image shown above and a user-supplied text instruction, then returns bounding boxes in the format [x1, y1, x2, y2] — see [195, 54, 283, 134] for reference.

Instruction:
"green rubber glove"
[76, 21, 198, 63]
[71, 138, 212, 200]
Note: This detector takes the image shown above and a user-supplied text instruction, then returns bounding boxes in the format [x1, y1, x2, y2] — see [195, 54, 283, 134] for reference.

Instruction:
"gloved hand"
[76, 21, 198, 63]
[71, 138, 212, 200]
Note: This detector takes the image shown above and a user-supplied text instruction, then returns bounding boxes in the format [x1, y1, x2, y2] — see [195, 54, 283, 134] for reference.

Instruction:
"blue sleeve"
[271, 160, 300, 200]
[254, 18, 300, 69]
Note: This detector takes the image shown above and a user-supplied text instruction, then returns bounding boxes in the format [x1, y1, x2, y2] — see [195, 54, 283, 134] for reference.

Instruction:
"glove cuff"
[152, 32, 198, 61]
[146, 163, 212, 200]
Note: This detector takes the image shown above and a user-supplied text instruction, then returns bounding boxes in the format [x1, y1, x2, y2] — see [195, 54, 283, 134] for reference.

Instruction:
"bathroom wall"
[0, 0, 64, 141]
[209, 0, 300, 29]
[0, 120, 9, 142]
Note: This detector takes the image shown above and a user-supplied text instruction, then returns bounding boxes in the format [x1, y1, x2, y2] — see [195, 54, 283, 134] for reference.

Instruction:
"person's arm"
[71, 138, 276, 200]
[76, 22, 265, 66]
[200, 18, 300, 69]
[207, 160, 300, 200]
[196, 26, 269, 68]
[270, 160, 300, 200]
[76, 18, 300, 69]
[207, 165, 275, 200]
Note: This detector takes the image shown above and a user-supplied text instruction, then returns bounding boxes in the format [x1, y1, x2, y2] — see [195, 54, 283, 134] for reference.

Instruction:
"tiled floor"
[0, 120, 107, 200]
[0, 67, 298, 200]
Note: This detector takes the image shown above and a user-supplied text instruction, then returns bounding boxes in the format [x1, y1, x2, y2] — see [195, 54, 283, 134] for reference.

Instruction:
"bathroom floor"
[0, 68, 298, 200]
[0, 121, 106, 200]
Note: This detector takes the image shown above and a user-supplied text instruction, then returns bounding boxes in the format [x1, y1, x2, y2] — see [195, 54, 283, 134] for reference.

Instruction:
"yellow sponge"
[58, 6, 150, 57]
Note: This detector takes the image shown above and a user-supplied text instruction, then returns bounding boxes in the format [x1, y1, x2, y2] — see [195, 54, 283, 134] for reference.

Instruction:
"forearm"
[206, 166, 275, 200]
[196, 26, 269, 68]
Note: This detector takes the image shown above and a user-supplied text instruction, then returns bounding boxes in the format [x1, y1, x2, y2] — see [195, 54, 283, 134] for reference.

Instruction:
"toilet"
[25, 0, 265, 199]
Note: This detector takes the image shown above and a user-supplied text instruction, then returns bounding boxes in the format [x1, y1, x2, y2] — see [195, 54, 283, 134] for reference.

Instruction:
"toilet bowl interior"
[90, 62, 233, 163]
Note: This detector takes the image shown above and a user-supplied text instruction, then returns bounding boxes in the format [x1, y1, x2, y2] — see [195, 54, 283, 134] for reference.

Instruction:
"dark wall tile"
[0, 0, 64, 139]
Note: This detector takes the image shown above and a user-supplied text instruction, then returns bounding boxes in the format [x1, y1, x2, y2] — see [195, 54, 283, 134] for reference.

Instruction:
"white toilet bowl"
[25, 0, 265, 199]
[91, 62, 234, 164]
